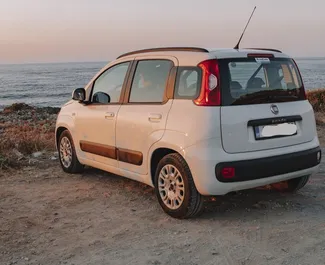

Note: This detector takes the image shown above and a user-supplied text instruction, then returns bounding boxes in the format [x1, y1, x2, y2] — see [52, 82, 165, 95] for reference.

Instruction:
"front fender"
[55, 114, 76, 148]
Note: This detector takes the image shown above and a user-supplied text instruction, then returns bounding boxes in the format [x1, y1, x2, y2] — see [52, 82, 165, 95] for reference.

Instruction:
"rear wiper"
[231, 89, 298, 105]
[271, 94, 298, 100]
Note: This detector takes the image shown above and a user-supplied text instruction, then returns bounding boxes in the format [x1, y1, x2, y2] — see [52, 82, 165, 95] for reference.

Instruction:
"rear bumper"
[215, 147, 321, 183]
[184, 136, 321, 196]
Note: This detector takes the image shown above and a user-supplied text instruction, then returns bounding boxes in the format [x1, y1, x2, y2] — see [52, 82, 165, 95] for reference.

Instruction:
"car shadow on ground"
[77, 165, 325, 220]
[203, 189, 304, 216]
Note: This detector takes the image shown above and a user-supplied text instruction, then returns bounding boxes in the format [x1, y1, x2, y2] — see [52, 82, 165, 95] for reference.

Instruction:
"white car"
[55, 47, 321, 219]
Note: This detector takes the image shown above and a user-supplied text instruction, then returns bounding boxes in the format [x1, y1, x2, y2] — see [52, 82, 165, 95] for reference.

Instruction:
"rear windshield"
[218, 57, 305, 106]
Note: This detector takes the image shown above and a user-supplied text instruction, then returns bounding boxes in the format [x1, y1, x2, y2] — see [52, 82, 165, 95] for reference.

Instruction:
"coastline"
[1, 89, 325, 169]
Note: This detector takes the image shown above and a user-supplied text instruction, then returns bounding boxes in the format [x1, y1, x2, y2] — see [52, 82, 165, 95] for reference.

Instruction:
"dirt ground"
[1, 132, 325, 265]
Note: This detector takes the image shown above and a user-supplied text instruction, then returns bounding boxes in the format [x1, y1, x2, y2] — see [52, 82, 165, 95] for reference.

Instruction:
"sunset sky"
[1, 0, 325, 64]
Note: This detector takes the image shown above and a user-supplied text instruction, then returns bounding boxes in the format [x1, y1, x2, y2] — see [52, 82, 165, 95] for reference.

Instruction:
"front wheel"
[58, 130, 84, 174]
[154, 153, 204, 219]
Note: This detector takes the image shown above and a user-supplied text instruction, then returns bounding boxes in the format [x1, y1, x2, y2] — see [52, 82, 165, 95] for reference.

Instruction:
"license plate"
[254, 122, 297, 140]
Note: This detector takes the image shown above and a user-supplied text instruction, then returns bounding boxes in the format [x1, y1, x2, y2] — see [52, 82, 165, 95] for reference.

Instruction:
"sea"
[1, 58, 325, 110]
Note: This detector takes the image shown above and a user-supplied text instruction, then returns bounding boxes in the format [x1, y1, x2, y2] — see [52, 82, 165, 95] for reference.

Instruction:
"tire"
[154, 153, 204, 219]
[58, 130, 84, 174]
[285, 175, 311, 192]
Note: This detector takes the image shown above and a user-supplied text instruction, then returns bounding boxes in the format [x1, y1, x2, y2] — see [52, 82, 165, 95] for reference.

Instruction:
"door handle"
[105, 112, 115, 119]
[148, 113, 162, 122]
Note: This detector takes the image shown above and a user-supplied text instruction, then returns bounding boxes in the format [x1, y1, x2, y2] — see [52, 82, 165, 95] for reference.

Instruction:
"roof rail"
[245, 48, 282, 53]
[117, 47, 210, 59]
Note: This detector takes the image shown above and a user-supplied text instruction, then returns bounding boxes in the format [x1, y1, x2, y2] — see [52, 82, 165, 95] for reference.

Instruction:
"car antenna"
[234, 6, 257, 50]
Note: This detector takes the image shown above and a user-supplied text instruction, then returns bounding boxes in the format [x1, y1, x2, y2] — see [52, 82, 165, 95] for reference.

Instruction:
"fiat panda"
[55, 47, 321, 218]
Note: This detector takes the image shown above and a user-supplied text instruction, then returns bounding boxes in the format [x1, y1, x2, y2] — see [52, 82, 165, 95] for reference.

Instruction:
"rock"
[32, 152, 43, 158]
[36, 106, 61, 115]
[50, 156, 57, 161]
[28, 158, 38, 164]
[0, 123, 7, 129]
[3, 103, 34, 113]
[13, 149, 24, 159]
[252, 203, 261, 209]
[149, 261, 161, 265]
[281, 248, 289, 253]
[253, 201, 270, 209]
[265, 255, 274, 260]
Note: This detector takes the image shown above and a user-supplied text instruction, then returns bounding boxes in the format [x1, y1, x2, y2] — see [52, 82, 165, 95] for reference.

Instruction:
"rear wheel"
[58, 130, 84, 173]
[154, 153, 204, 219]
[285, 175, 311, 192]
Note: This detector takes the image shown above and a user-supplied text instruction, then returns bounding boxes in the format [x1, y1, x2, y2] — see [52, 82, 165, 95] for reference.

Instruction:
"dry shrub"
[3, 102, 34, 113]
[306, 89, 325, 112]
[0, 102, 60, 169]
[1, 122, 55, 153]
[0, 121, 56, 169]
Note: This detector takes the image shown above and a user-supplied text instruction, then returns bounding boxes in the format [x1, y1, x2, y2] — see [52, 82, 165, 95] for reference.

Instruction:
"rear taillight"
[193, 59, 221, 106]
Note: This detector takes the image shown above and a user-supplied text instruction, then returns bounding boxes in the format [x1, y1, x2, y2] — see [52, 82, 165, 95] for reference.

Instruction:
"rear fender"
[147, 130, 187, 186]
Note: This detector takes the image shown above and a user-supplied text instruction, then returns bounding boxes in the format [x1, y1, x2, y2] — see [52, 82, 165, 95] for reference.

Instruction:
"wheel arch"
[55, 115, 76, 149]
[150, 148, 180, 186]
[55, 126, 68, 148]
[148, 131, 187, 187]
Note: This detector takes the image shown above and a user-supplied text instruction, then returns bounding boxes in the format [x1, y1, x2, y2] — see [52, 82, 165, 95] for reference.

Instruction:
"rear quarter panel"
[164, 100, 221, 149]
[151, 99, 221, 190]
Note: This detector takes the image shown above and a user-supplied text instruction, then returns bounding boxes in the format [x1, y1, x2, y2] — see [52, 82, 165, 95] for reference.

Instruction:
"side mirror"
[72, 88, 86, 102]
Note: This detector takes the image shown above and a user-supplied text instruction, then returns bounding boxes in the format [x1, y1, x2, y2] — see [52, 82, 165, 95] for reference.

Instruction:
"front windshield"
[219, 57, 305, 106]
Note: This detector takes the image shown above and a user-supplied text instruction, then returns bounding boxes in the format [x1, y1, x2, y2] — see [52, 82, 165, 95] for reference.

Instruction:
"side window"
[175, 68, 201, 99]
[288, 63, 300, 88]
[279, 64, 290, 89]
[265, 63, 285, 90]
[91, 62, 130, 104]
[277, 63, 301, 89]
[129, 60, 173, 103]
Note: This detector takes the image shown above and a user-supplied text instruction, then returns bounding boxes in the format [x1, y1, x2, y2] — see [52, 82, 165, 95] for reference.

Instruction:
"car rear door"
[218, 56, 317, 154]
[115, 56, 178, 176]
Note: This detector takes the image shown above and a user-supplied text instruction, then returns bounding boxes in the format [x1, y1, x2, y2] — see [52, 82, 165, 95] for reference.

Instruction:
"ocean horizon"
[1, 57, 325, 110]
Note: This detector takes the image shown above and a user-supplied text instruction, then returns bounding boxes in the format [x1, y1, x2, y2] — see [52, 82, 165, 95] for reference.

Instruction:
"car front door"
[74, 61, 132, 168]
[115, 56, 178, 178]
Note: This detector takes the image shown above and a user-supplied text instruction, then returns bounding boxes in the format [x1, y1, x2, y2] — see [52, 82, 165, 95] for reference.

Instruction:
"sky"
[1, 0, 325, 64]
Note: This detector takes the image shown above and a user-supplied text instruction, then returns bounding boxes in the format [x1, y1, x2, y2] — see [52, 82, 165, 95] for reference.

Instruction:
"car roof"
[116, 47, 291, 62]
